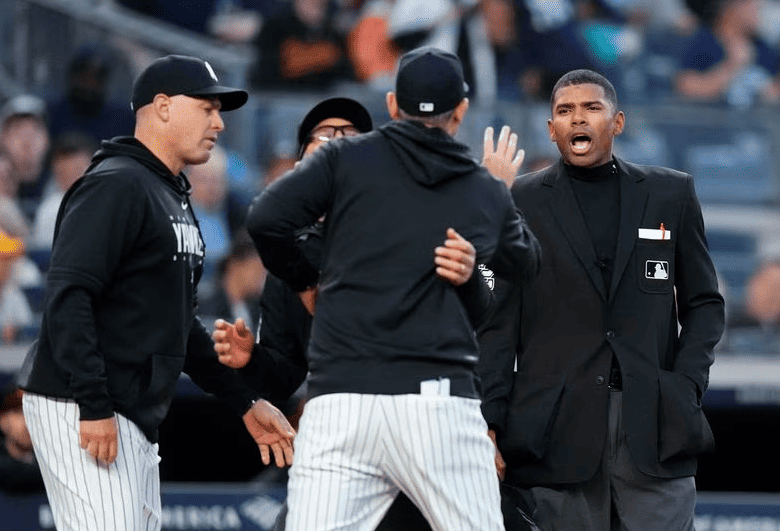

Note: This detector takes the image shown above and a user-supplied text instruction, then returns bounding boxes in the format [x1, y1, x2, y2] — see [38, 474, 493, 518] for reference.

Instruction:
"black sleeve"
[44, 173, 145, 421]
[455, 266, 495, 329]
[183, 316, 258, 416]
[487, 190, 541, 285]
[238, 275, 309, 402]
[672, 175, 725, 394]
[246, 147, 334, 292]
[476, 277, 523, 435]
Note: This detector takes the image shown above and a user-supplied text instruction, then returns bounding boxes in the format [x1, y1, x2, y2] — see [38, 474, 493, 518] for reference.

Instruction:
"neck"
[135, 127, 183, 175]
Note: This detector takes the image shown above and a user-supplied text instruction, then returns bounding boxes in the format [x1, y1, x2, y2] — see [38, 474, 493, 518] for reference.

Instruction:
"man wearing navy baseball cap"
[246, 46, 540, 530]
[18, 55, 293, 531]
[131, 54, 248, 113]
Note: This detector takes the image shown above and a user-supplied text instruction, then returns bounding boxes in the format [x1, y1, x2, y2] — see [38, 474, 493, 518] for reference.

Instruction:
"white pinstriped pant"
[286, 393, 505, 531]
[22, 392, 162, 531]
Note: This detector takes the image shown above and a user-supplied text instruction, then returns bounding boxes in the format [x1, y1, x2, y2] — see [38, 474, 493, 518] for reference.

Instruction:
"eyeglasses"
[309, 125, 361, 143]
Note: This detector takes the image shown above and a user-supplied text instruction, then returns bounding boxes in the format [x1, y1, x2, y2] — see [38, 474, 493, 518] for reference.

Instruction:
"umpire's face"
[300, 118, 360, 159]
[548, 83, 624, 168]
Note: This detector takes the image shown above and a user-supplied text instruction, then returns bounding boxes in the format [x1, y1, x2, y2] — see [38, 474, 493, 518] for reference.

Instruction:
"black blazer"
[478, 157, 725, 486]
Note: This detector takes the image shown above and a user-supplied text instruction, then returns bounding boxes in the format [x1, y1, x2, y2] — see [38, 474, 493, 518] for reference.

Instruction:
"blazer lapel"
[544, 161, 608, 301]
[609, 158, 649, 300]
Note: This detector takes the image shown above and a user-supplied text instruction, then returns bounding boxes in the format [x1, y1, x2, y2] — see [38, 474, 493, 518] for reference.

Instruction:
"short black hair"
[550, 69, 619, 112]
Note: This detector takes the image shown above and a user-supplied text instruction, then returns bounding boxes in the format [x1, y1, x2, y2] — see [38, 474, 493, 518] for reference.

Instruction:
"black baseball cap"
[395, 47, 467, 117]
[297, 97, 373, 154]
[131, 55, 248, 113]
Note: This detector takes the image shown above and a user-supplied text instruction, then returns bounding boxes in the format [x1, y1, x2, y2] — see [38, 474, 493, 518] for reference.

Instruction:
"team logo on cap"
[204, 61, 219, 82]
[419, 102, 434, 113]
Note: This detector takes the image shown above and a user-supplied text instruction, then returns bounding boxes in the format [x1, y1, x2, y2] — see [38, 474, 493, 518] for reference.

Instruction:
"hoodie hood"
[379, 120, 481, 187]
[89, 136, 191, 195]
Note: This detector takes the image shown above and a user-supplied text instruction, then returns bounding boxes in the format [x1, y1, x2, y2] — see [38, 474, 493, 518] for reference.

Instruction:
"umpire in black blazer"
[478, 69, 725, 530]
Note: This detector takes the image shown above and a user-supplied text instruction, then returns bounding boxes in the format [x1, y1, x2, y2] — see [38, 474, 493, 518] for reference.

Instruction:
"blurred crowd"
[0, 0, 778, 352]
[114, 0, 780, 106]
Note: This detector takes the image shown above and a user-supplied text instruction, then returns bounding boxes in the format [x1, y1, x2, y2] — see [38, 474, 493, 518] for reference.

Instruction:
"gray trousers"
[525, 390, 697, 531]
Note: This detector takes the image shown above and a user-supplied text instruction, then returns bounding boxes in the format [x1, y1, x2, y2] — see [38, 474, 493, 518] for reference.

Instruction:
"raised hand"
[213, 318, 254, 369]
[483, 125, 525, 188]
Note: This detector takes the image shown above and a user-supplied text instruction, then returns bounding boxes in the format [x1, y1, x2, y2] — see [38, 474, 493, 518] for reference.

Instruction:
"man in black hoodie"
[17, 55, 295, 531]
[247, 47, 541, 531]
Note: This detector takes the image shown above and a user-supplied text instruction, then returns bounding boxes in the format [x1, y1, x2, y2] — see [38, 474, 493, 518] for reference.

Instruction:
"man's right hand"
[213, 318, 254, 369]
[80, 416, 118, 465]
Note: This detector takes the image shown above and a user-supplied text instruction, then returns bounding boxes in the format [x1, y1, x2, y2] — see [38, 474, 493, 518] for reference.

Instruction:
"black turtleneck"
[566, 160, 620, 289]
[566, 159, 622, 388]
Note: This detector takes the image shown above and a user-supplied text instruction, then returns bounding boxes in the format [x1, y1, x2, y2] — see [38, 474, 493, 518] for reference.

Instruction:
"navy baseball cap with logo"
[395, 47, 468, 117]
[131, 55, 248, 112]
[297, 97, 373, 154]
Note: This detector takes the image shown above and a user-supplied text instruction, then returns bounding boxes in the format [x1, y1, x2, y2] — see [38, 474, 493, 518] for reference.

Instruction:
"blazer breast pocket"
[636, 239, 674, 294]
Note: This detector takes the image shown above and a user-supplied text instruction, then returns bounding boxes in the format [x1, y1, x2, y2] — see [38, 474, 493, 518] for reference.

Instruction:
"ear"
[547, 118, 556, 143]
[152, 94, 171, 122]
[386, 92, 400, 120]
[612, 110, 625, 137]
[447, 98, 469, 135]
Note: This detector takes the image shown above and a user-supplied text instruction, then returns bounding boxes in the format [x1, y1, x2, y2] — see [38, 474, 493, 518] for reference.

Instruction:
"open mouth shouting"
[570, 133, 592, 155]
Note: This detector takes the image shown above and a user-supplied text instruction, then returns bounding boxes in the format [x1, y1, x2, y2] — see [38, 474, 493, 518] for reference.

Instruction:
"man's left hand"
[483, 125, 524, 189]
[435, 228, 476, 286]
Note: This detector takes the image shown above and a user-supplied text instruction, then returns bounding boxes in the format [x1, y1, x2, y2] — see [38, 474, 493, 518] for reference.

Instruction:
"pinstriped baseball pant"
[285, 393, 505, 531]
[23, 392, 162, 531]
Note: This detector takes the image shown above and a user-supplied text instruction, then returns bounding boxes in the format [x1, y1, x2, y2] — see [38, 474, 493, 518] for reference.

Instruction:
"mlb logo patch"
[645, 260, 669, 280]
[419, 102, 434, 113]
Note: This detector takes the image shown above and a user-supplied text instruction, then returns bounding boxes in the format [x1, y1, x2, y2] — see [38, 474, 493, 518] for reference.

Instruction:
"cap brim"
[297, 97, 373, 152]
[186, 85, 249, 111]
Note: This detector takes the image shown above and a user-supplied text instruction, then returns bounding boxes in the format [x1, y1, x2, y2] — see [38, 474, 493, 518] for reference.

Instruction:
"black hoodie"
[248, 120, 540, 398]
[18, 137, 257, 442]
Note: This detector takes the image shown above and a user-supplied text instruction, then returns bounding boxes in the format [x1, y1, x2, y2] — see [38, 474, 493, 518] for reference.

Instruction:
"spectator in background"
[47, 45, 136, 146]
[744, 259, 780, 331]
[0, 386, 43, 494]
[199, 237, 266, 327]
[262, 150, 297, 188]
[29, 132, 97, 252]
[386, 0, 499, 105]
[675, 0, 780, 107]
[250, 0, 355, 90]
[0, 230, 33, 344]
[0, 148, 31, 240]
[0, 95, 51, 222]
[186, 143, 250, 266]
[347, 0, 401, 91]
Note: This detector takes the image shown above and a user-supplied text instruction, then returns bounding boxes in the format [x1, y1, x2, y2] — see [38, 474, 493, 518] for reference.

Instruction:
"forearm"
[239, 344, 308, 402]
[43, 277, 111, 420]
[456, 266, 495, 329]
[488, 207, 541, 285]
[476, 278, 522, 432]
[184, 317, 258, 416]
